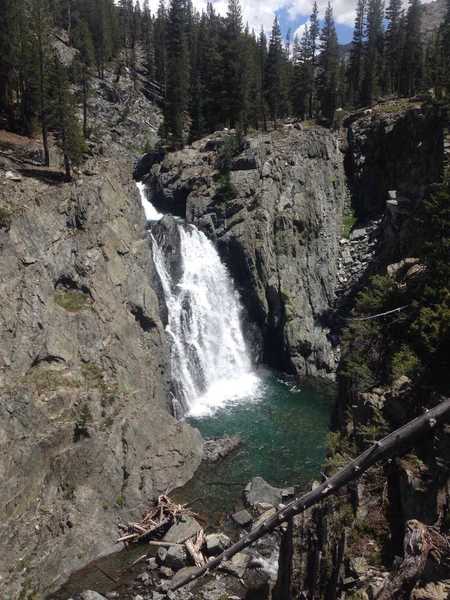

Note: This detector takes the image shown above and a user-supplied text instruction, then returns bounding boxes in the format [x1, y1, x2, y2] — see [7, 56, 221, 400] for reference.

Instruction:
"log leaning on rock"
[171, 397, 450, 592]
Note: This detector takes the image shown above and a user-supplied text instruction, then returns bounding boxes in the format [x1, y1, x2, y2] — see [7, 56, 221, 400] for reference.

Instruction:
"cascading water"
[152, 225, 261, 417]
[136, 181, 261, 417]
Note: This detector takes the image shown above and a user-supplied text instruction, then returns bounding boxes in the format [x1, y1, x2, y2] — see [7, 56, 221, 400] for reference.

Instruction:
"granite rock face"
[345, 104, 444, 218]
[0, 159, 202, 598]
[146, 126, 348, 378]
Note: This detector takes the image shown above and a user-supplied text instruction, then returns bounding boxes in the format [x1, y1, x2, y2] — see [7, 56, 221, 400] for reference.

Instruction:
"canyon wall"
[145, 125, 348, 379]
[0, 84, 202, 598]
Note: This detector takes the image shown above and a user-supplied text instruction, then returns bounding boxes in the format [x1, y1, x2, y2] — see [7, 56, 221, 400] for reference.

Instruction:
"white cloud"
[293, 21, 308, 40]
[145, 0, 284, 31]
[144, 0, 435, 32]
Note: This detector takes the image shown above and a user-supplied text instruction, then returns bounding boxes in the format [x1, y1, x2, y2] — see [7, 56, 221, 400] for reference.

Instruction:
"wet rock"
[254, 502, 274, 515]
[159, 566, 174, 579]
[164, 545, 188, 571]
[170, 566, 202, 589]
[220, 552, 251, 579]
[203, 436, 241, 462]
[245, 477, 283, 508]
[138, 572, 151, 584]
[163, 516, 203, 544]
[282, 487, 295, 500]
[206, 533, 232, 556]
[157, 547, 168, 565]
[147, 557, 158, 571]
[252, 508, 277, 530]
[78, 593, 108, 600]
[350, 227, 367, 241]
[5, 170, 22, 181]
[232, 509, 253, 527]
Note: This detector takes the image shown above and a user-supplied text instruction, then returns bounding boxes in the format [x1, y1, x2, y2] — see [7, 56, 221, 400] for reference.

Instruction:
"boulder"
[219, 552, 251, 578]
[157, 547, 168, 565]
[206, 533, 232, 556]
[159, 566, 174, 579]
[252, 508, 277, 530]
[78, 593, 108, 600]
[203, 436, 241, 462]
[163, 516, 203, 544]
[232, 509, 253, 528]
[170, 566, 202, 590]
[244, 477, 283, 508]
[165, 545, 188, 571]
[133, 149, 166, 181]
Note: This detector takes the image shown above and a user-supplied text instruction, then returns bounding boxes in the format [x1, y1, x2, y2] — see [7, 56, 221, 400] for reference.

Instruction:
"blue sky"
[275, 5, 354, 43]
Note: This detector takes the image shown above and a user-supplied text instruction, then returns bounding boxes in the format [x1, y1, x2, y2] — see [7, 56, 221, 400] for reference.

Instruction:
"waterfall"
[152, 225, 261, 417]
[136, 181, 163, 222]
[137, 180, 260, 416]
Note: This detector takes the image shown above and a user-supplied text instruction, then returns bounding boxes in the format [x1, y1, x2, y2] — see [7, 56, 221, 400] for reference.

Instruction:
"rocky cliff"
[283, 104, 450, 600]
[143, 125, 348, 379]
[0, 92, 202, 597]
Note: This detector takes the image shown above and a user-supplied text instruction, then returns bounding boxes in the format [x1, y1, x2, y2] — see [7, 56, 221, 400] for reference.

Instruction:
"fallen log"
[171, 397, 450, 592]
[186, 530, 206, 568]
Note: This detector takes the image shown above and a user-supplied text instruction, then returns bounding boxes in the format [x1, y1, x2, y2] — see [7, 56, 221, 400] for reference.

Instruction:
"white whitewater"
[136, 181, 163, 221]
[151, 223, 261, 418]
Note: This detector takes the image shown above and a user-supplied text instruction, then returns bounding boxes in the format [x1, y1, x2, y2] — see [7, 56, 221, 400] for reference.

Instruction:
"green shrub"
[390, 345, 419, 380]
[342, 209, 357, 238]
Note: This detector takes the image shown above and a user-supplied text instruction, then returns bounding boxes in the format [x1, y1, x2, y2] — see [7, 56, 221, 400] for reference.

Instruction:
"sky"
[144, 0, 432, 44]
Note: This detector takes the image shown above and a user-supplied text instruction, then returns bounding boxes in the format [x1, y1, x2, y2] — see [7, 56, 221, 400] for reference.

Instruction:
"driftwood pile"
[117, 494, 197, 546]
[116, 494, 207, 567]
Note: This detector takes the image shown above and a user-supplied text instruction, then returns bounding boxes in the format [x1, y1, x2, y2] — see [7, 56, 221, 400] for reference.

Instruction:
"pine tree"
[200, 3, 224, 132]
[48, 54, 85, 179]
[361, 0, 385, 105]
[154, 0, 167, 90]
[291, 32, 308, 119]
[349, 0, 367, 106]
[265, 16, 288, 126]
[73, 18, 95, 137]
[400, 0, 423, 96]
[164, 0, 190, 146]
[222, 0, 246, 128]
[318, 2, 339, 122]
[384, 0, 403, 94]
[441, 0, 450, 95]
[29, 0, 53, 166]
[257, 27, 268, 130]
[308, 1, 320, 117]
[141, 0, 155, 81]
[0, 0, 19, 127]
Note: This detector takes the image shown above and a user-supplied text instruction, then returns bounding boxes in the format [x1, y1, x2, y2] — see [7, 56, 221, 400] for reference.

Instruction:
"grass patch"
[55, 289, 90, 312]
[25, 368, 81, 394]
[342, 210, 357, 239]
[375, 98, 417, 114]
[390, 345, 419, 381]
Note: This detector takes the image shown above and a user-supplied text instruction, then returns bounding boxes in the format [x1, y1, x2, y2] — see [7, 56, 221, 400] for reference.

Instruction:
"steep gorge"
[142, 125, 348, 380]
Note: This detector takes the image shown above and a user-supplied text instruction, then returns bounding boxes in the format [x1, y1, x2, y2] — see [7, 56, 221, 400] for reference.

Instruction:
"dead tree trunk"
[171, 398, 450, 592]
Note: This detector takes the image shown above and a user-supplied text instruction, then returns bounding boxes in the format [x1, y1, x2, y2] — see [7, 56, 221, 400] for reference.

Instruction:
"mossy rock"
[54, 289, 91, 312]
